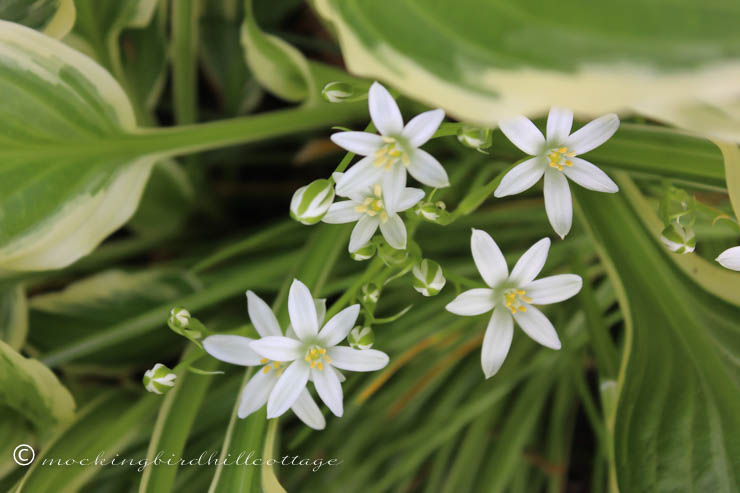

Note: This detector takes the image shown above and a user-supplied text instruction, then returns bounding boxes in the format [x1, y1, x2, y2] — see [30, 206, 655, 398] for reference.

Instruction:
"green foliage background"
[0, 0, 738, 492]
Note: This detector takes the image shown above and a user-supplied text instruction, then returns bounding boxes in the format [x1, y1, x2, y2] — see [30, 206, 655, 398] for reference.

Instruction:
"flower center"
[547, 146, 577, 171]
[354, 184, 389, 223]
[260, 358, 287, 376]
[374, 136, 410, 170]
[304, 345, 331, 371]
[504, 288, 532, 314]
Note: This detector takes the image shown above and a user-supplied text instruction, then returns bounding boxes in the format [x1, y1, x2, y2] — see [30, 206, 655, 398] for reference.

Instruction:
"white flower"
[716, 246, 740, 271]
[331, 82, 449, 197]
[143, 364, 177, 395]
[495, 108, 620, 238]
[446, 229, 582, 378]
[202, 290, 327, 429]
[249, 279, 389, 418]
[322, 180, 425, 252]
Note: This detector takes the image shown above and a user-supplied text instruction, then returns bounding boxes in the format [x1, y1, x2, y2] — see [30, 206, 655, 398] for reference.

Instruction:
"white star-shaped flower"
[249, 280, 389, 419]
[322, 175, 425, 252]
[717, 246, 740, 271]
[202, 290, 327, 429]
[446, 229, 583, 378]
[495, 108, 620, 238]
[331, 82, 449, 197]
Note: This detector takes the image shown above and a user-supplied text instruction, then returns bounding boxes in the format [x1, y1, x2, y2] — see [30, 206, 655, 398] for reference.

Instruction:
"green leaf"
[0, 21, 157, 272]
[575, 179, 740, 492]
[15, 390, 159, 493]
[0, 406, 34, 478]
[0, 340, 75, 434]
[0, 0, 76, 38]
[0, 282, 28, 350]
[29, 269, 201, 368]
[313, 0, 740, 140]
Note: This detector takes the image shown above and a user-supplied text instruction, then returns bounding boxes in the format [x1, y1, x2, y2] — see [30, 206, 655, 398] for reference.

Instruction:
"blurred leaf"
[128, 160, 195, 237]
[0, 340, 75, 434]
[0, 0, 76, 38]
[313, 0, 740, 141]
[29, 269, 201, 368]
[0, 406, 35, 478]
[15, 391, 158, 493]
[714, 140, 740, 221]
[0, 282, 28, 350]
[576, 179, 740, 492]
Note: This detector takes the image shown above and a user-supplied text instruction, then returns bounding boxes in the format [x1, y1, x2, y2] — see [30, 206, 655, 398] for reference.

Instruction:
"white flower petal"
[445, 288, 495, 316]
[509, 238, 551, 286]
[315, 299, 327, 326]
[327, 346, 390, 371]
[481, 306, 514, 378]
[716, 246, 740, 271]
[266, 360, 310, 418]
[565, 114, 619, 154]
[288, 279, 319, 339]
[523, 274, 583, 304]
[237, 368, 278, 418]
[563, 157, 619, 193]
[498, 116, 545, 155]
[368, 82, 403, 136]
[312, 365, 344, 417]
[335, 156, 383, 197]
[379, 214, 407, 250]
[544, 171, 573, 239]
[290, 389, 326, 430]
[382, 162, 406, 213]
[401, 108, 445, 147]
[493, 157, 545, 197]
[407, 148, 450, 188]
[349, 215, 379, 252]
[203, 335, 262, 366]
[330, 131, 384, 155]
[471, 229, 508, 287]
[322, 201, 363, 224]
[397, 187, 425, 211]
[318, 304, 360, 347]
[249, 336, 304, 361]
[513, 306, 562, 350]
[247, 290, 282, 338]
[546, 107, 573, 144]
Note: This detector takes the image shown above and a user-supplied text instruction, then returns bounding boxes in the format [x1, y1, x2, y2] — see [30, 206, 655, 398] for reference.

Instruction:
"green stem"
[171, 0, 200, 126]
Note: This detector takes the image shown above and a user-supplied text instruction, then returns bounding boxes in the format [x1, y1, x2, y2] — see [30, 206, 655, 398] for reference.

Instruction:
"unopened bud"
[321, 81, 368, 103]
[412, 259, 446, 296]
[457, 125, 492, 153]
[290, 179, 335, 225]
[660, 223, 696, 254]
[351, 242, 376, 261]
[168, 307, 191, 331]
[143, 364, 177, 395]
[361, 283, 380, 305]
[348, 326, 374, 350]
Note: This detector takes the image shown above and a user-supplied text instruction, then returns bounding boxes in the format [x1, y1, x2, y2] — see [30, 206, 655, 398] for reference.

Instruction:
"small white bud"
[660, 223, 695, 254]
[361, 283, 380, 305]
[321, 81, 368, 103]
[290, 179, 335, 225]
[412, 259, 446, 296]
[457, 125, 492, 153]
[143, 363, 177, 395]
[348, 326, 374, 350]
[351, 243, 376, 261]
[168, 307, 191, 330]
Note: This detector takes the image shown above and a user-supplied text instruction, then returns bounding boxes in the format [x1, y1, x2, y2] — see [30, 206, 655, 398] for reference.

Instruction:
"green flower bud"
[321, 81, 368, 103]
[348, 326, 374, 350]
[290, 179, 335, 225]
[351, 242, 376, 261]
[414, 201, 451, 224]
[660, 223, 696, 254]
[658, 186, 696, 227]
[361, 283, 381, 306]
[457, 125, 492, 154]
[168, 307, 191, 331]
[143, 363, 177, 395]
[377, 241, 410, 267]
[411, 259, 446, 296]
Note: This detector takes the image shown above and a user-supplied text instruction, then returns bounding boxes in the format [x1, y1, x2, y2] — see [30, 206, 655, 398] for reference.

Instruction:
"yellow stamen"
[263, 366, 271, 373]
[273, 362, 280, 368]
[260, 358, 268, 364]
[373, 184, 382, 196]
[317, 362, 324, 371]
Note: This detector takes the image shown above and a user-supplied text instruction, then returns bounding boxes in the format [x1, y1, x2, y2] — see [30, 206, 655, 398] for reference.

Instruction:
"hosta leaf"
[575, 180, 740, 492]
[0, 0, 76, 38]
[0, 21, 156, 272]
[0, 340, 75, 434]
[0, 282, 28, 350]
[313, 0, 740, 141]
[29, 269, 201, 368]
